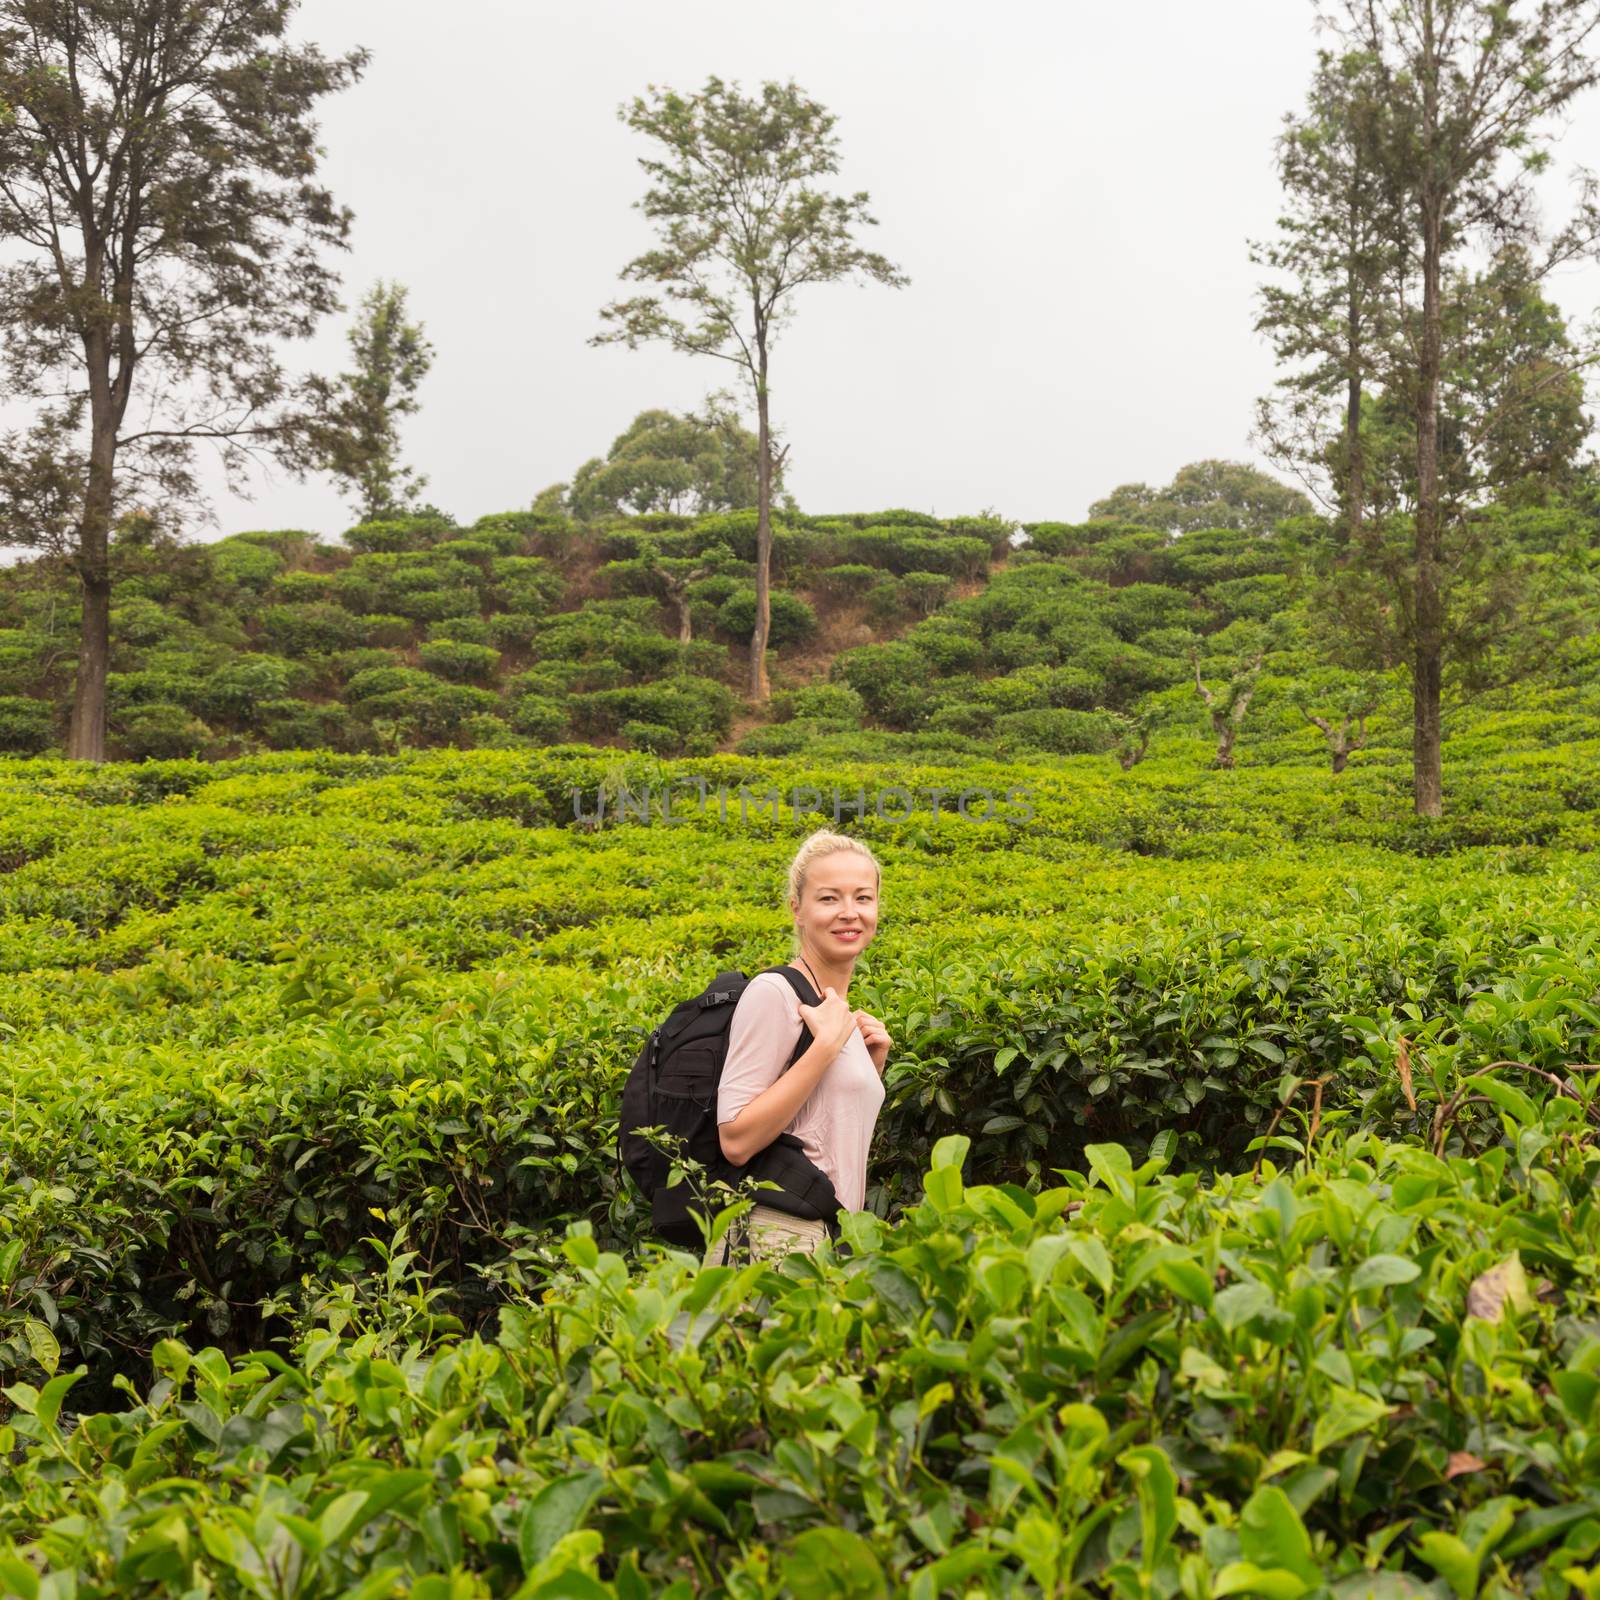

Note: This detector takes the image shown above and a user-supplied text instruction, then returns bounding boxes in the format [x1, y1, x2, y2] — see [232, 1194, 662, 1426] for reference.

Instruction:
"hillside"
[6, 502, 1600, 1595]
[4, 498, 1594, 774]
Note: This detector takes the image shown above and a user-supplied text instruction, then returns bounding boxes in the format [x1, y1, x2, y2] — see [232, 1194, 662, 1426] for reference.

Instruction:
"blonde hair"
[786, 829, 882, 957]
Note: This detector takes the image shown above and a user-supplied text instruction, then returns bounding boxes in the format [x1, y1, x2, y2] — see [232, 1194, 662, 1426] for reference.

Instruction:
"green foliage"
[112, 702, 213, 760]
[261, 603, 371, 658]
[0, 695, 53, 755]
[1, 735, 1599, 1588]
[568, 401, 773, 519]
[1088, 459, 1313, 534]
[772, 683, 865, 723]
[419, 640, 502, 684]
[716, 586, 817, 646]
[993, 706, 1113, 755]
[208, 537, 284, 591]
[2, 1127, 1599, 1595]
[509, 694, 569, 742]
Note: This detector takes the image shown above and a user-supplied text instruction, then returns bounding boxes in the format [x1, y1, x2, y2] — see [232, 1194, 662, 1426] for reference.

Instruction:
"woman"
[706, 829, 892, 1267]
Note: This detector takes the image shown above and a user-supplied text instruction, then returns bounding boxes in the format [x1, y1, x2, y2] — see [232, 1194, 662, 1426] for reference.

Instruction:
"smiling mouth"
[833, 929, 862, 940]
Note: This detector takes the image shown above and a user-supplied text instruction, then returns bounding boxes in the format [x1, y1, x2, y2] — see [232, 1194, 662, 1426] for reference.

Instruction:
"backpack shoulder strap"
[758, 964, 817, 1067]
[761, 963, 819, 1007]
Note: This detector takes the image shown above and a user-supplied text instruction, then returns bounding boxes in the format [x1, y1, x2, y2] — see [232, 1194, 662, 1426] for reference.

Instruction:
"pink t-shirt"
[716, 970, 886, 1214]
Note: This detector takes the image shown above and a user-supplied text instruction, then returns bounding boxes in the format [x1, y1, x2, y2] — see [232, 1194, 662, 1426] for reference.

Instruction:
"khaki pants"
[700, 1203, 828, 1269]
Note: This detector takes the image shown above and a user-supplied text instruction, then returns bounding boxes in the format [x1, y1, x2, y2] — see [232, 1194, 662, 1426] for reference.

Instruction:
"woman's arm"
[717, 984, 855, 1168]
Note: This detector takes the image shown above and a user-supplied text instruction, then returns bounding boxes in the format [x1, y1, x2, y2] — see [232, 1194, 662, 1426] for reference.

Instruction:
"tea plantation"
[3, 729, 1600, 1597]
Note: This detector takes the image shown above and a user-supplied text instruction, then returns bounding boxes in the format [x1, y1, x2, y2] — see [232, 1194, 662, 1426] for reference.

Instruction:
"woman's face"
[792, 852, 879, 965]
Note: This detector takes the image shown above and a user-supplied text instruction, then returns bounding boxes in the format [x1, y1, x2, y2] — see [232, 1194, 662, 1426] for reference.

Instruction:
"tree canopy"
[568, 401, 776, 520]
[1087, 460, 1313, 535]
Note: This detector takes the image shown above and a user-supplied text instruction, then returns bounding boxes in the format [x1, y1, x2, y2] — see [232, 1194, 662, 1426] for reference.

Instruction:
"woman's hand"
[853, 1009, 892, 1076]
[797, 986, 856, 1056]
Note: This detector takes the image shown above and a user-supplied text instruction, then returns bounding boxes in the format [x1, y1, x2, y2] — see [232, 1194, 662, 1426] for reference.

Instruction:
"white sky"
[12, 0, 1600, 546]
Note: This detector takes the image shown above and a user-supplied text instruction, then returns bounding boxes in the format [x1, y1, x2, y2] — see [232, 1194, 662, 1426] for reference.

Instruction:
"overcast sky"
[22, 0, 1600, 544]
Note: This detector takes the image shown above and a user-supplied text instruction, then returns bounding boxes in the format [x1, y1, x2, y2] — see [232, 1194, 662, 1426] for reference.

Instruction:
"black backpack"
[618, 965, 841, 1248]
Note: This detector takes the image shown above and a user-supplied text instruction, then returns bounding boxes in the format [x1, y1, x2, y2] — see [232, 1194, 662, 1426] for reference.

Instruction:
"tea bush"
[4, 742, 1600, 1406]
[4, 1126, 1598, 1596]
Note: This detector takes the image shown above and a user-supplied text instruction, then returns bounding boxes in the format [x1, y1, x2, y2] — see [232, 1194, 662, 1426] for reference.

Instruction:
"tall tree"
[307, 280, 434, 523]
[0, 0, 365, 760]
[594, 76, 906, 701]
[1251, 48, 1400, 541]
[568, 397, 776, 521]
[1298, 0, 1600, 816]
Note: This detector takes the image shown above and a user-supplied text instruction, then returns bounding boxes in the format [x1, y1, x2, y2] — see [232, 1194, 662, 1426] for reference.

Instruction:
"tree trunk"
[1214, 718, 1235, 770]
[65, 418, 116, 762]
[748, 343, 773, 703]
[1345, 275, 1364, 545]
[1331, 747, 1349, 775]
[1411, 6, 1445, 818]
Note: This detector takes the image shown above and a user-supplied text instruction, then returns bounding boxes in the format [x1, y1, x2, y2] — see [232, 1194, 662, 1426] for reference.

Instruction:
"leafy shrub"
[857, 506, 943, 527]
[0, 695, 53, 755]
[487, 555, 563, 613]
[114, 702, 213, 760]
[202, 656, 301, 722]
[1104, 582, 1199, 641]
[386, 585, 480, 624]
[419, 640, 501, 684]
[464, 514, 534, 554]
[325, 648, 402, 683]
[863, 576, 909, 628]
[612, 631, 681, 679]
[508, 694, 569, 741]
[256, 698, 347, 751]
[1205, 572, 1292, 622]
[486, 612, 544, 651]
[349, 681, 501, 739]
[422, 615, 488, 645]
[1141, 624, 1203, 658]
[620, 718, 680, 753]
[269, 569, 335, 604]
[901, 570, 954, 614]
[106, 669, 207, 714]
[345, 666, 432, 703]
[261, 604, 369, 658]
[358, 614, 414, 648]
[505, 668, 569, 701]
[925, 700, 994, 736]
[716, 587, 817, 646]
[110, 596, 178, 647]
[814, 562, 878, 599]
[832, 641, 935, 728]
[343, 515, 451, 554]
[685, 572, 743, 608]
[433, 538, 495, 565]
[567, 676, 736, 740]
[906, 617, 985, 673]
[457, 712, 518, 748]
[209, 538, 283, 591]
[772, 683, 865, 723]
[735, 715, 847, 755]
[994, 706, 1113, 754]
[987, 626, 1054, 670]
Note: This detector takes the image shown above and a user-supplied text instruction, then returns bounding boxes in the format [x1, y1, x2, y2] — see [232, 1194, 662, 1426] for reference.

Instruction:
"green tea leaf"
[784, 1528, 887, 1599]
